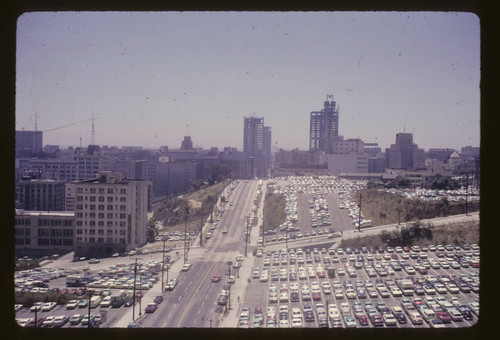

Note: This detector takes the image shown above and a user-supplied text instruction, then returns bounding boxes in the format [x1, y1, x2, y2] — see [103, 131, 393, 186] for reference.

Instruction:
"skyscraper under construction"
[309, 95, 339, 153]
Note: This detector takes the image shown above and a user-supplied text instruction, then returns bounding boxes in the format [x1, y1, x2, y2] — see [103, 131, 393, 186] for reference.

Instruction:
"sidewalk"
[218, 249, 256, 328]
[112, 255, 185, 328]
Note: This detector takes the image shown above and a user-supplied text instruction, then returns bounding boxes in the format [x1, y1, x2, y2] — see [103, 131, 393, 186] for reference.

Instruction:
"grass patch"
[263, 193, 287, 232]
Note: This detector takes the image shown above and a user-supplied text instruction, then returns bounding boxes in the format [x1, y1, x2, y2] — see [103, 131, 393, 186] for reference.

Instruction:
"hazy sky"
[16, 11, 480, 151]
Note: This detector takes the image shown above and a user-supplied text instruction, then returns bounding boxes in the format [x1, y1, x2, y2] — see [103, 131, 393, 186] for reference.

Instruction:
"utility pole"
[358, 193, 362, 232]
[397, 207, 401, 226]
[161, 237, 166, 292]
[200, 201, 204, 247]
[87, 290, 92, 328]
[132, 258, 137, 321]
[184, 206, 189, 264]
[465, 172, 469, 216]
[245, 215, 249, 257]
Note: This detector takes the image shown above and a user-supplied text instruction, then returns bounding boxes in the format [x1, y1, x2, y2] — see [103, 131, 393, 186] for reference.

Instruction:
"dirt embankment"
[352, 189, 480, 226]
[340, 220, 479, 249]
[152, 182, 225, 232]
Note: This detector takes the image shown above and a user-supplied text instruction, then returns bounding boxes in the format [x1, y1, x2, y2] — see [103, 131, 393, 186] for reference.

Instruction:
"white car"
[41, 301, 57, 312]
[66, 300, 79, 309]
[291, 317, 303, 328]
[100, 296, 112, 307]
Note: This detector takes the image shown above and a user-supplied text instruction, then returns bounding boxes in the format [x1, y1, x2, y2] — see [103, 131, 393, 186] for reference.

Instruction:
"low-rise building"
[15, 210, 75, 258]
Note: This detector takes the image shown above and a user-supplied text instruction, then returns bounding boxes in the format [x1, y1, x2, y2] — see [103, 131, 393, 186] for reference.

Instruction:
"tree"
[396, 176, 412, 188]
[204, 163, 232, 185]
[146, 217, 158, 243]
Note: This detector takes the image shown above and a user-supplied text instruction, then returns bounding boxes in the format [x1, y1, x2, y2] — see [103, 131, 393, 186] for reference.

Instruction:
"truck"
[66, 275, 85, 287]
[110, 294, 125, 308]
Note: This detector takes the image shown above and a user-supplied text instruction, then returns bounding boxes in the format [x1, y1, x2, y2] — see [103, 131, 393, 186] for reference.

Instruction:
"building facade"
[73, 171, 152, 258]
[385, 133, 426, 170]
[16, 130, 43, 156]
[243, 116, 265, 178]
[15, 210, 75, 257]
[16, 178, 67, 211]
[309, 95, 339, 153]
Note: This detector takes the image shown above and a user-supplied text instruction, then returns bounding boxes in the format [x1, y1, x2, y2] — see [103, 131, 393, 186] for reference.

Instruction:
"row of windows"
[76, 220, 127, 227]
[77, 188, 127, 194]
[36, 238, 73, 246]
[37, 219, 73, 227]
[76, 204, 127, 211]
[76, 229, 126, 235]
[76, 196, 127, 202]
[75, 237, 125, 244]
[37, 229, 74, 237]
[14, 228, 31, 236]
[14, 219, 31, 226]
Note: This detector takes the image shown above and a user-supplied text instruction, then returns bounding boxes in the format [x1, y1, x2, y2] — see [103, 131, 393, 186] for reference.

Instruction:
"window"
[98, 213, 104, 219]
[107, 205, 113, 210]
[90, 213, 95, 218]
[120, 213, 126, 219]
[98, 229, 104, 235]
[98, 221, 104, 227]
[120, 205, 126, 211]
[107, 196, 113, 202]
[90, 196, 96, 202]
[89, 237, 95, 243]
[98, 196, 105, 202]
[98, 238, 104, 243]
[107, 188, 113, 194]
[107, 213, 113, 219]
[90, 188, 96, 193]
[120, 189, 127, 194]
[38, 238, 50, 245]
[99, 205, 105, 210]
[120, 197, 126, 202]
[89, 229, 96, 235]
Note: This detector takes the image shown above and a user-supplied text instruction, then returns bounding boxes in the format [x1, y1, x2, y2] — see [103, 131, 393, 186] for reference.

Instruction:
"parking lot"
[238, 243, 479, 328]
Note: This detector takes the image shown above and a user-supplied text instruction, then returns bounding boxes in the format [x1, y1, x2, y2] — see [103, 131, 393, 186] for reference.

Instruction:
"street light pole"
[200, 201, 204, 247]
[161, 237, 166, 292]
[132, 258, 137, 321]
[245, 215, 249, 257]
[88, 290, 92, 328]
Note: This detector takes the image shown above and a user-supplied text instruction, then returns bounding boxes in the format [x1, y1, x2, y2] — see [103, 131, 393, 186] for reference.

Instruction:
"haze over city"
[16, 11, 480, 151]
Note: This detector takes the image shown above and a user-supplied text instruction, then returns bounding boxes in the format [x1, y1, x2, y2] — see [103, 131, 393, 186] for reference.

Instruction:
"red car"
[358, 314, 369, 326]
[435, 311, 452, 323]
[211, 275, 222, 283]
[255, 306, 263, 314]
[312, 292, 322, 301]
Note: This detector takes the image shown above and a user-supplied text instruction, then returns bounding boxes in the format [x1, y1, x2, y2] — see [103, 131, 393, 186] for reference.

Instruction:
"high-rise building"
[385, 132, 426, 170]
[243, 116, 264, 178]
[309, 95, 339, 153]
[263, 126, 272, 175]
[73, 171, 152, 257]
[16, 130, 43, 156]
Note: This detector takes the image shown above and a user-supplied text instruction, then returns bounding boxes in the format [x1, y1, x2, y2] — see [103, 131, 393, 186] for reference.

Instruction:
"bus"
[90, 296, 103, 308]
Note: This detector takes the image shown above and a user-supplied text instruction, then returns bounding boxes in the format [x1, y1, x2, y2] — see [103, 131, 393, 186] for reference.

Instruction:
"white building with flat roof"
[73, 171, 152, 257]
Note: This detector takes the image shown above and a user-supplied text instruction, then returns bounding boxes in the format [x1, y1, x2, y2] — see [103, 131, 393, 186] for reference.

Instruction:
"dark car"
[124, 299, 134, 307]
[395, 312, 407, 324]
[145, 303, 158, 313]
[154, 296, 163, 304]
[370, 313, 384, 327]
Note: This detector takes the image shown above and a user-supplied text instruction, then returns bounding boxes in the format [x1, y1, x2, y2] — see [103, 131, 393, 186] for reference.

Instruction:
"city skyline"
[16, 11, 480, 151]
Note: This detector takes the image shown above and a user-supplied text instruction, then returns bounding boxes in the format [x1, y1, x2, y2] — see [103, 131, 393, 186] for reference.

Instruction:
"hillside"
[152, 182, 225, 232]
[352, 189, 480, 227]
[339, 219, 479, 249]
